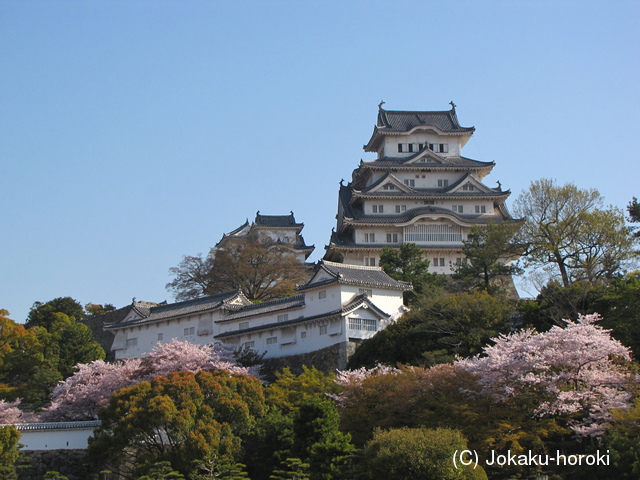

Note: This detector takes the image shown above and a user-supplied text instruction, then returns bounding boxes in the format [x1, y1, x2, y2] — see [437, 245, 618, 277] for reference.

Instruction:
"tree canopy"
[513, 179, 638, 286]
[167, 233, 309, 302]
[379, 243, 442, 301]
[453, 222, 523, 293]
[89, 370, 265, 478]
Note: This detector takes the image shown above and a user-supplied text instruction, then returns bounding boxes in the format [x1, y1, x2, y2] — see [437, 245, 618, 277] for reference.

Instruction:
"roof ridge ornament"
[378, 100, 385, 110]
[449, 101, 457, 111]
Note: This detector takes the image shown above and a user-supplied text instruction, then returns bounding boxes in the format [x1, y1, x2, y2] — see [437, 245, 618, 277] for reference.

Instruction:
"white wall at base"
[11, 422, 100, 450]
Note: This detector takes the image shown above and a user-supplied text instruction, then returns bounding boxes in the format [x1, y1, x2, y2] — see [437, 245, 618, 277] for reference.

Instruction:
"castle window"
[359, 288, 373, 296]
[364, 233, 376, 243]
[318, 290, 327, 300]
[404, 179, 415, 187]
[395, 205, 407, 213]
[372, 205, 384, 213]
[439, 144, 449, 153]
[438, 179, 449, 187]
[475, 205, 486, 213]
[386, 233, 398, 243]
[383, 183, 395, 190]
[239, 321, 249, 330]
[463, 184, 474, 191]
[319, 325, 327, 335]
[300, 331, 307, 339]
[349, 318, 377, 331]
[243, 341, 255, 349]
[184, 327, 195, 336]
[365, 257, 376, 266]
[433, 257, 446, 267]
[398, 144, 404, 153]
[266, 337, 278, 345]
[126, 338, 138, 347]
[277, 314, 288, 323]
[157, 333, 163, 341]
[408, 144, 414, 153]
[452, 205, 464, 213]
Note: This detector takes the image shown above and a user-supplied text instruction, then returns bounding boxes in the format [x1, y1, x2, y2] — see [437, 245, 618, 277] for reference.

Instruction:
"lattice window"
[403, 223, 462, 243]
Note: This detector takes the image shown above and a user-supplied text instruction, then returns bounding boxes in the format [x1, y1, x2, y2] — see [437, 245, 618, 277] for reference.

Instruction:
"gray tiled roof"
[216, 294, 391, 340]
[106, 291, 249, 329]
[364, 106, 475, 152]
[215, 309, 343, 339]
[255, 211, 303, 228]
[298, 260, 412, 291]
[354, 172, 508, 199]
[343, 206, 513, 226]
[361, 155, 493, 170]
[7, 421, 102, 431]
[377, 108, 475, 134]
[218, 295, 306, 322]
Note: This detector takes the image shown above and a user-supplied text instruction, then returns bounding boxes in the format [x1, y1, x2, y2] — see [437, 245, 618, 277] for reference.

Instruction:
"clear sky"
[1, 0, 638, 323]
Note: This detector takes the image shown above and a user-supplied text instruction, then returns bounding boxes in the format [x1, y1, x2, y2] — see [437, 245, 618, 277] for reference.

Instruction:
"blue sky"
[1, 0, 638, 322]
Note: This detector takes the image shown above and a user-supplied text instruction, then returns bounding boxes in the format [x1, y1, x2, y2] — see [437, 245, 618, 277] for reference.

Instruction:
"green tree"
[265, 366, 340, 414]
[628, 197, 640, 238]
[56, 321, 105, 378]
[269, 458, 310, 480]
[25, 297, 85, 329]
[0, 310, 47, 401]
[18, 298, 105, 402]
[379, 243, 443, 301]
[513, 179, 637, 287]
[89, 370, 265, 479]
[0, 426, 20, 480]
[83, 303, 116, 316]
[138, 461, 185, 480]
[167, 233, 308, 302]
[244, 409, 295, 480]
[42, 473, 69, 480]
[347, 289, 515, 368]
[290, 397, 355, 480]
[454, 222, 523, 293]
[362, 427, 486, 480]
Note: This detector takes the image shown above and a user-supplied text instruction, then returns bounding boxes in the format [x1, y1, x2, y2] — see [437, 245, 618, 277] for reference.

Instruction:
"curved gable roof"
[365, 105, 475, 151]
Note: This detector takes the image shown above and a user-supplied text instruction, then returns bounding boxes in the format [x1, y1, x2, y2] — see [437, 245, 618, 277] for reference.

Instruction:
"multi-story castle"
[103, 104, 514, 370]
[324, 102, 515, 272]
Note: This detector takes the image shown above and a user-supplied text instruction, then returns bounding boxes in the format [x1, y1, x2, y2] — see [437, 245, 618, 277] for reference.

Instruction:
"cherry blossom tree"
[40, 358, 143, 421]
[456, 313, 635, 436]
[41, 339, 260, 421]
[0, 399, 35, 424]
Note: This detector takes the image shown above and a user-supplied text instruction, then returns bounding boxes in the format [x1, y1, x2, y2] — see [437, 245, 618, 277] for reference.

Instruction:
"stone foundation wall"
[18, 449, 95, 480]
[260, 341, 357, 381]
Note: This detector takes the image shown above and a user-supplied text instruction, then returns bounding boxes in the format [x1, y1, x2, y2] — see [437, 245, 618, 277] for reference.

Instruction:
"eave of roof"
[217, 295, 306, 323]
[255, 211, 304, 228]
[300, 260, 412, 291]
[360, 155, 494, 170]
[215, 294, 391, 340]
[364, 107, 475, 152]
[215, 310, 343, 339]
[8, 420, 102, 431]
[342, 207, 512, 227]
[105, 290, 248, 329]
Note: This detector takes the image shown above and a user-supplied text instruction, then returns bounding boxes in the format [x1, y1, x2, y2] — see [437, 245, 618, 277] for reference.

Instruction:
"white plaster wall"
[383, 134, 463, 157]
[114, 311, 223, 360]
[217, 305, 307, 336]
[19, 428, 95, 450]
[228, 318, 346, 359]
[302, 284, 342, 317]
